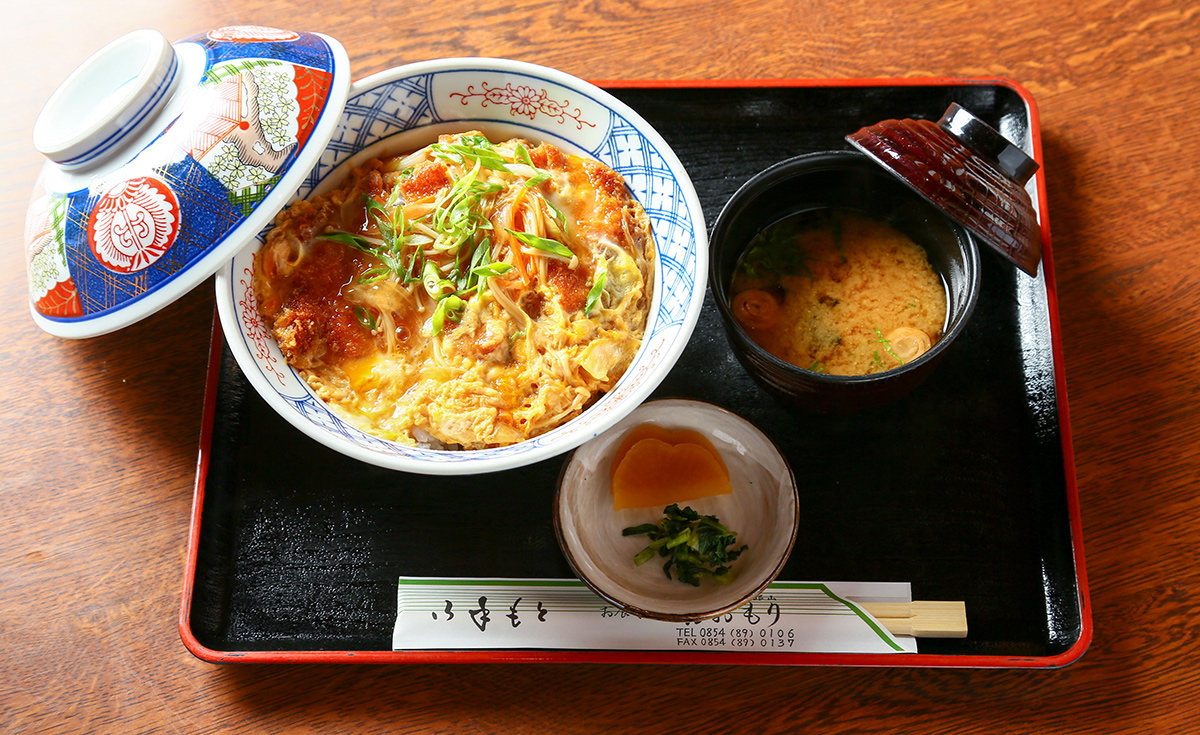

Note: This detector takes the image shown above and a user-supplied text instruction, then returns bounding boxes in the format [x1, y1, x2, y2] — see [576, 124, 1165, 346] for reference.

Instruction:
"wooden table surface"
[3, 0, 1197, 732]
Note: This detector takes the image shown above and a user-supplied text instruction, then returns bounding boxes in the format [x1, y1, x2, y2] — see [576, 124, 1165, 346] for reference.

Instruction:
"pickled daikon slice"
[609, 424, 732, 510]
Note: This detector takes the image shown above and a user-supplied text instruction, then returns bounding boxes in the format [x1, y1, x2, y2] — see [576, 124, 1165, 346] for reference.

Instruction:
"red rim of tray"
[179, 75, 1090, 668]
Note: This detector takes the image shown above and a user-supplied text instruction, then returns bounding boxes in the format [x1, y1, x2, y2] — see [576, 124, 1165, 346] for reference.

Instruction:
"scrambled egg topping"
[253, 132, 654, 449]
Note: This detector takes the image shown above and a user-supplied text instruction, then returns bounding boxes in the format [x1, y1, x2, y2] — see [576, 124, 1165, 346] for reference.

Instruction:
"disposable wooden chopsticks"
[859, 601, 968, 638]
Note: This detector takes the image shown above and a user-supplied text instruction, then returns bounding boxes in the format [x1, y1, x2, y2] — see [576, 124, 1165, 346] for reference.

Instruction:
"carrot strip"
[497, 188, 532, 285]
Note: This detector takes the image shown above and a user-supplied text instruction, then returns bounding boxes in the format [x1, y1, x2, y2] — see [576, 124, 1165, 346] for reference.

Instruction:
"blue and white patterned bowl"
[215, 58, 708, 475]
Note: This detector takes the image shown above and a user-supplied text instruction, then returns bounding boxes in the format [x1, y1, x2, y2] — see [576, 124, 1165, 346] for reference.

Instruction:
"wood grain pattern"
[2, 0, 1198, 732]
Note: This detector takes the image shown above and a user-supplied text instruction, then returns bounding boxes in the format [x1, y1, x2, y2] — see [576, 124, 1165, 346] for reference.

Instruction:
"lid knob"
[32, 29, 178, 169]
[937, 103, 1039, 185]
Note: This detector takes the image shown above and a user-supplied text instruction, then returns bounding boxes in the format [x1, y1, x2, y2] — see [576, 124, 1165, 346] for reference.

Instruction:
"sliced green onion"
[365, 195, 387, 218]
[507, 229, 574, 260]
[543, 198, 569, 236]
[402, 245, 425, 285]
[360, 267, 391, 284]
[423, 260, 455, 299]
[514, 143, 536, 168]
[317, 231, 377, 251]
[524, 172, 551, 188]
[584, 260, 607, 315]
[472, 262, 514, 278]
[353, 306, 377, 331]
[431, 140, 512, 173]
[469, 235, 492, 271]
[431, 295, 466, 335]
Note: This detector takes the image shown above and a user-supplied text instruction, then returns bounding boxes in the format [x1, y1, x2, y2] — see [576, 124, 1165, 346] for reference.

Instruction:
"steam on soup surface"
[729, 210, 947, 376]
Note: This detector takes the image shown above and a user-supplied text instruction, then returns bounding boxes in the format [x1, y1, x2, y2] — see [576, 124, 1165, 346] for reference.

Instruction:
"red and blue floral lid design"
[24, 26, 350, 338]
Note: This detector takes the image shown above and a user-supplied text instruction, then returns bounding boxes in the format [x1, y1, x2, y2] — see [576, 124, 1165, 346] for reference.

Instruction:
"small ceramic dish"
[554, 399, 798, 622]
[214, 58, 708, 475]
[709, 150, 981, 413]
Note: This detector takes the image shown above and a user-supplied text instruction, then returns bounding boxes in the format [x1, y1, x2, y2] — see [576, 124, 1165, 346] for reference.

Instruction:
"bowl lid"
[24, 26, 351, 338]
[846, 103, 1042, 277]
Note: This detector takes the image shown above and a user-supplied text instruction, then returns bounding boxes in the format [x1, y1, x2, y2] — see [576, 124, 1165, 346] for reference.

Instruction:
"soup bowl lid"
[24, 26, 351, 338]
[847, 102, 1043, 277]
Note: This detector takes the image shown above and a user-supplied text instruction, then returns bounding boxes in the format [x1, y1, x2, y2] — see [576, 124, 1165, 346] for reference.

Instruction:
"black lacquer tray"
[181, 80, 1090, 666]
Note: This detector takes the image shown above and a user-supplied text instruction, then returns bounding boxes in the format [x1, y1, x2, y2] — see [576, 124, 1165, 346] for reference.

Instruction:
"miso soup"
[729, 209, 947, 376]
